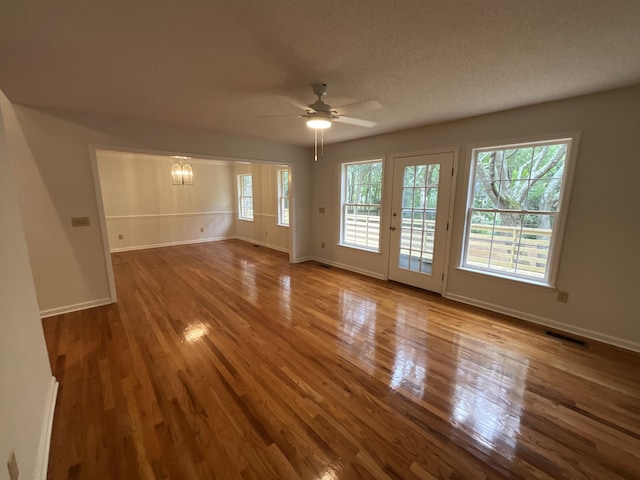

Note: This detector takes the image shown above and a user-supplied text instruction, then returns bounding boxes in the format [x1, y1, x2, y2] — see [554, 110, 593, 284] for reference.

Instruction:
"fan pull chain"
[321, 129, 324, 158]
[314, 129, 318, 161]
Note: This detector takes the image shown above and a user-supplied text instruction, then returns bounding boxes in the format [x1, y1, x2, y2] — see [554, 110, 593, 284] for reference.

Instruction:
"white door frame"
[88, 143, 299, 305]
[385, 147, 458, 293]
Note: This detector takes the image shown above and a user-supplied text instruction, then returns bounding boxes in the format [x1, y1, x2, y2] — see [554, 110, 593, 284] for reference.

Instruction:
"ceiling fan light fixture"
[306, 114, 332, 129]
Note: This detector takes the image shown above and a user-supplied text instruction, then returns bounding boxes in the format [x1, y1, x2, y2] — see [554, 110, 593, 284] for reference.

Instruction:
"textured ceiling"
[1, 0, 639, 146]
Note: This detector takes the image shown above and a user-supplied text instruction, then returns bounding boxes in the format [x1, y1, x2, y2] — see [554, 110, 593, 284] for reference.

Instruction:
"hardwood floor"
[43, 240, 640, 479]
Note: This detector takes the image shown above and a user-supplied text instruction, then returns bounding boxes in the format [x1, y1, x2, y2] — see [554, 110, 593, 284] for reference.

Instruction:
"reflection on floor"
[43, 240, 640, 480]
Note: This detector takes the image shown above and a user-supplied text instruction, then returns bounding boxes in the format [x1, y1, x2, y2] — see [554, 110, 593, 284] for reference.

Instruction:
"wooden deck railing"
[344, 214, 551, 277]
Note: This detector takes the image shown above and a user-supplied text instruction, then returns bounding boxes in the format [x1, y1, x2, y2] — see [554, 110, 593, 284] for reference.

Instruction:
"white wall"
[97, 150, 235, 251]
[0, 92, 56, 480]
[311, 85, 640, 351]
[233, 163, 291, 252]
[11, 106, 310, 316]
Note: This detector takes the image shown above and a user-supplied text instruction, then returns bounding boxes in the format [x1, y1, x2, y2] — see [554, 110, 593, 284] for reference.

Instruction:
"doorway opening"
[89, 146, 295, 303]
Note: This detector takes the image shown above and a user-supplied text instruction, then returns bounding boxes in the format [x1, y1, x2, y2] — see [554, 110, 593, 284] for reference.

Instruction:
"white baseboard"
[233, 236, 290, 254]
[306, 256, 386, 281]
[444, 292, 640, 353]
[34, 377, 58, 480]
[40, 298, 113, 319]
[110, 236, 231, 253]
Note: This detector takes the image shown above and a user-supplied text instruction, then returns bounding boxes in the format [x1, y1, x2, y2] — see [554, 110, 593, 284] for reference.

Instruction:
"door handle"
[390, 226, 397, 231]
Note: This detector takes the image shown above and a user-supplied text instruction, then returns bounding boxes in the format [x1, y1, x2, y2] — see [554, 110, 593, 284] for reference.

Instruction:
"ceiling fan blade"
[334, 100, 383, 114]
[279, 95, 315, 112]
[334, 116, 378, 128]
[256, 114, 305, 118]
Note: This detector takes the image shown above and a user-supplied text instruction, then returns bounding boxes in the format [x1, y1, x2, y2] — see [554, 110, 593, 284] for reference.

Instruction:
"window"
[238, 174, 254, 220]
[341, 160, 383, 251]
[462, 137, 575, 285]
[277, 169, 289, 226]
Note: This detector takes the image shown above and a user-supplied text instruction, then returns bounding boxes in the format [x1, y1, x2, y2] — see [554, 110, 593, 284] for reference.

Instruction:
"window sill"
[338, 243, 381, 254]
[277, 223, 290, 228]
[455, 266, 556, 292]
[238, 218, 254, 222]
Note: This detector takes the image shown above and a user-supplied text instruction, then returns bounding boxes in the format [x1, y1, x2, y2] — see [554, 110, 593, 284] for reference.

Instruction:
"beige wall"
[0, 92, 55, 480]
[11, 106, 310, 316]
[311, 85, 640, 351]
[97, 150, 235, 251]
[233, 163, 291, 252]
[97, 150, 291, 253]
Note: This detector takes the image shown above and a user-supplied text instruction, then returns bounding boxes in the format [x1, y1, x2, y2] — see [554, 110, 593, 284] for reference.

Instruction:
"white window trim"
[237, 174, 254, 221]
[339, 158, 384, 253]
[460, 132, 580, 288]
[277, 169, 289, 227]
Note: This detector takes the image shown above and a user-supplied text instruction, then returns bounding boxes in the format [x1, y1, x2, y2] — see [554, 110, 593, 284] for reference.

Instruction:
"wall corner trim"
[34, 377, 59, 480]
[443, 292, 640, 353]
[292, 256, 314, 264]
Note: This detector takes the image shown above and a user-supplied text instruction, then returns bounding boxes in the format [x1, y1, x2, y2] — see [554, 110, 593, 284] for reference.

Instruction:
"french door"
[388, 151, 454, 293]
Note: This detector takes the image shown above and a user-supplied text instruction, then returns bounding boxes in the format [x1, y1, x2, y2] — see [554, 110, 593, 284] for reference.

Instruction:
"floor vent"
[317, 264, 331, 269]
[545, 330, 588, 347]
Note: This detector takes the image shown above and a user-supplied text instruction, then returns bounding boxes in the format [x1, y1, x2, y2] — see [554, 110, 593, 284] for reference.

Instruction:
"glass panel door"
[399, 163, 440, 274]
[389, 152, 454, 293]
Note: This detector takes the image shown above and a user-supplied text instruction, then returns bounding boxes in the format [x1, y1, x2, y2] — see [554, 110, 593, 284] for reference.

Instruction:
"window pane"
[404, 166, 415, 187]
[342, 161, 382, 250]
[278, 170, 290, 226]
[467, 212, 496, 269]
[427, 164, 440, 187]
[397, 164, 439, 275]
[513, 214, 553, 277]
[238, 174, 254, 220]
[464, 139, 571, 283]
[535, 145, 567, 180]
[415, 165, 426, 187]
[403, 185, 414, 208]
[489, 214, 523, 274]
[472, 182, 495, 209]
[426, 187, 438, 209]
[281, 193, 290, 225]
[499, 180, 529, 210]
[526, 179, 562, 211]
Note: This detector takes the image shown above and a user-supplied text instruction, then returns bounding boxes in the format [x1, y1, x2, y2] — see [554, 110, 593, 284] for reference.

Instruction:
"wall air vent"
[545, 330, 588, 347]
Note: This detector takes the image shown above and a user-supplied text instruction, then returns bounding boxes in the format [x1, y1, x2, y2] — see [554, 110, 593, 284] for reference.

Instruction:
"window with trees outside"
[462, 138, 575, 285]
[238, 174, 254, 220]
[341, 160, 383, 251]
[277, 169, 289, 226]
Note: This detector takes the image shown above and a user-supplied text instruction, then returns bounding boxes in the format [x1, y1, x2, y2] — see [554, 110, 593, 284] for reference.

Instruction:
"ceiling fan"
[296, 83, 380, 130]
[281, 83, 381, 160]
